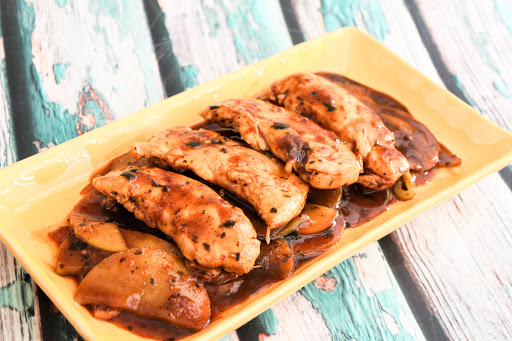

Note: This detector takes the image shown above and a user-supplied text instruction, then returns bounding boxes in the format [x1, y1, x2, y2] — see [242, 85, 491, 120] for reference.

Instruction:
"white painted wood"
[416, 0, 512, 130]
[263, 291, 333, 340]
[0, 12, 42, 341]
[392, 173, 512, 340]
[291, 0, 443, 86]
[28, 0, 164, 148]
[157, 0, 293, 86]
[292, 1, 512, 339]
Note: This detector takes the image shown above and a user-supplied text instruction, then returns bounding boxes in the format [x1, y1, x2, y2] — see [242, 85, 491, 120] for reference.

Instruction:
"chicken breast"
[92, 166, 260, 275]
[265, 72, 409, 190]
[200, 99, 360, 189]
[132, 128, 308, 236]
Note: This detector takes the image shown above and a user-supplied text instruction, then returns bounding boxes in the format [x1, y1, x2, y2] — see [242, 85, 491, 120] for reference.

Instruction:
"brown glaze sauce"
[52, 73, 460, 340]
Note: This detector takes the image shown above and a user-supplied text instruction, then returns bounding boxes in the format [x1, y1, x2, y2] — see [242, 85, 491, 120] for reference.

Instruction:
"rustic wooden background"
[0, 0, 511, 340]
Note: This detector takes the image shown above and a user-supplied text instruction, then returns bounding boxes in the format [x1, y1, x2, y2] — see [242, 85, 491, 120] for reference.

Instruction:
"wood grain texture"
[155, 0, 292, 88]
[291, 0, 442, 85]
[414, 0, 512, 132]
[291, 0, 512, 340]
[392, 174, 512, 340]
[0, 7, 42, 341]
[153, 1, 425, 340]
[5, 0, 164, 159]
[2, 0, 164, 339]
[393, 1, 512, 339]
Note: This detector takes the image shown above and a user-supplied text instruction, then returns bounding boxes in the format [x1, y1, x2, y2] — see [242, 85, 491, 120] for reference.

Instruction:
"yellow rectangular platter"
[0, 28, 511, 341]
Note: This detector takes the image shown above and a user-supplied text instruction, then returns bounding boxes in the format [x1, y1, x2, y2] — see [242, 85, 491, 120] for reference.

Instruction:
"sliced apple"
[69, 189, 128, 252]
[75, 248, 210, 330]
[56, 236, 112, 276]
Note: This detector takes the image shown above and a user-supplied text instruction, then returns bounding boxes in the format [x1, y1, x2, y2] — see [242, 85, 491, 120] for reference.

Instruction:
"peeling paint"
[314, 275, 338, 292]
[462, 17, 510, 99]
[88, 0, 163, 106]
[201, 0, 220, 37]
[180, 65, 199, 90]
[52, 62, 69, 84]
[77, 82, 113, 135]
[300, 256, 420, 340]
[218, 0, 291, 65]
[319, 0, 390, 41]
[55, 0, 67, 8]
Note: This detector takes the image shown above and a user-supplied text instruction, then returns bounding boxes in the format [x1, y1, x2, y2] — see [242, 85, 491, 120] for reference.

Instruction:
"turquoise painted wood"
[0, 5, 41, 340]
[6, 0, 164, 159]
[153, 1, 424, 340]
[1, 0, 511, 340]
[2, 0, 164, 339]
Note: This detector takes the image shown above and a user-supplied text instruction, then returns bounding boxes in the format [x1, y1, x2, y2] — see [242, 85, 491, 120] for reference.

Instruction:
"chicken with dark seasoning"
[200, 99, 361, 189]
[92, 166, 260, 275]
[265, 72, 410, 190]
[132, 128, 309, 239]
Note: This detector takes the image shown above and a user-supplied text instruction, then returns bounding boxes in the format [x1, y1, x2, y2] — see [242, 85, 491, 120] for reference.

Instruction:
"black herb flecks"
[150, 278, 156, 285]
[344, 221, 351, 228]
[192, 235, 198, 243]
[111, 191, 118, 195]
[221, 232, 226, 239]
[235, 252, 240, 261]
[186, 141, 202, 148]
[129, 168, 138, 173]
[272, 122, 289, 129]
[203, 243, 210, 251]
[223, 220, 236, 227]
[209, 105, 220, 110]
[121, 172, 136, 181]
[270, 207, 277, 213]
[134, 250, 143, 255]
[220, 147, 227, 153]
[210, 138, 223, 145]
[323, 102, 336, 112]
[129, 196, 138, 202]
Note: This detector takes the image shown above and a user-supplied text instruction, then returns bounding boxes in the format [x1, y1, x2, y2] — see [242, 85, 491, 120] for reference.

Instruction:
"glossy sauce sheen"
[53, 73, 459, 340]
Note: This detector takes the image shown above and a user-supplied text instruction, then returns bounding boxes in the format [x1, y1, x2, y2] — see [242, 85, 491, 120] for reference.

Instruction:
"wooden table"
[0, 1, 510, 340]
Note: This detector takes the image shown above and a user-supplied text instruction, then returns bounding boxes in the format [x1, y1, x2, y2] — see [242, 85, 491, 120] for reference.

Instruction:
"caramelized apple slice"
[276, 203, 337, 237]
[69, 190, 128, 252]
[75, 248, 211, 330]
[56, 236, 112, 276]
[119, 229, 182, 260]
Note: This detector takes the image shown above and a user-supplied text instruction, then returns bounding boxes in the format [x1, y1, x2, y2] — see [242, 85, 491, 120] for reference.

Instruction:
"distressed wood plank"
[392, 175, 512, 340]
[291, 0, 512, 340]
[5, 0, 164, 159]
[2, 0, 164, 339]
[414, 0, 512, 132]
[0, 6, 42, 340]
[153, 1, 423, 339]
[395, 1, 512, 339]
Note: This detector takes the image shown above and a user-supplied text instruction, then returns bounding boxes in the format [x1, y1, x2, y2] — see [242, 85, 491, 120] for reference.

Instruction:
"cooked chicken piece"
[132, 128, 308, 236]
[76, 248, 211, 330]
[200, 99, 360, 189]
[265, 72, 409, 190]
[92, 166, 260, 275]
